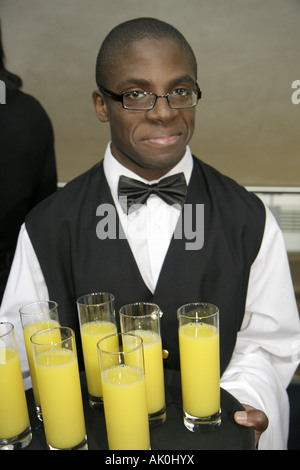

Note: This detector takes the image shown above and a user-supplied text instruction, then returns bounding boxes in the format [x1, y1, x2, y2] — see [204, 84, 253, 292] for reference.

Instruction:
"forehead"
[108, 37, 196, 89]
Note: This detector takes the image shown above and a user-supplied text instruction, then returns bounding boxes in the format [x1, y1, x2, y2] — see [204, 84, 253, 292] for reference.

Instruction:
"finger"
[235, 408, 268, 432]
[234, 407, 268, 446]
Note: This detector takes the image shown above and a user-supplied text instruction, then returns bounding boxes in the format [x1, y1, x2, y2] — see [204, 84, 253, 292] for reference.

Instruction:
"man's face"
[94, 37, 197, 180]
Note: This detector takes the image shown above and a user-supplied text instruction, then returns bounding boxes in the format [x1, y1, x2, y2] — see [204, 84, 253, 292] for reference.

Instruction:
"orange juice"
[179, 322, 220, 417]
[101, 364, 150, 450]
[80, 320, 117, 398]
[0, 348, 30, 439]
[23, 320, 60, 405]
[34, 348, 86, 449]
[127, 329, 165, 414]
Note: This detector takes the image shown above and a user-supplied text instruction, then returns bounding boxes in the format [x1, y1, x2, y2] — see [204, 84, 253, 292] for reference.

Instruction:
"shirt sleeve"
[0, 223, 49, 389]
[221, 204, 300, 449]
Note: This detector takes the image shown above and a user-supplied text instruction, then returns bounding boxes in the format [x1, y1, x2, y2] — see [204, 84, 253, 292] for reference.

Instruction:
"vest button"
[162, 349, 169, 359]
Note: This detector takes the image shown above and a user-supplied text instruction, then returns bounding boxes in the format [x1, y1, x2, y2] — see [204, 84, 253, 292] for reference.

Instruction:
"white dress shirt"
[103, 144, 193, 294]
[1, 143, 299, 450]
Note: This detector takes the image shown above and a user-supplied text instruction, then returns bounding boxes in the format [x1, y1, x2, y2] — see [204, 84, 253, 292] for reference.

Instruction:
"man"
[1, 18, 299, 449]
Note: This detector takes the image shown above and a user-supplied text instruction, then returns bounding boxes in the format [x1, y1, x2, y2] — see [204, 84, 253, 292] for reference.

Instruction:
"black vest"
[26, 157, 265, 374]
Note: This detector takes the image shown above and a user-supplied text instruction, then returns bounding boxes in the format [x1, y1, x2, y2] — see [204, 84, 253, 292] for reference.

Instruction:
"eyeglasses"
[98, 84, 202, 110]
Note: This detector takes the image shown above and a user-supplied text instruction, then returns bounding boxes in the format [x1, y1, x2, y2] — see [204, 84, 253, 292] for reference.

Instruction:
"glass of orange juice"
[119, 302, 166, 426]
[76, 292, 117, 408]
[19, 300, 60, 421]
[0, 322, 32, 449]
[31, 327, 87, 450]
[97, 332, 150, 450]
[177, 303, 221, 431]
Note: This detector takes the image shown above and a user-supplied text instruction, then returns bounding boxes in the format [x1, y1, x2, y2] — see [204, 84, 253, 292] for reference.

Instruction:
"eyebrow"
[169, 75, 196, 87]
[118, 78, 151, 88]
[118, 74, 196, 90]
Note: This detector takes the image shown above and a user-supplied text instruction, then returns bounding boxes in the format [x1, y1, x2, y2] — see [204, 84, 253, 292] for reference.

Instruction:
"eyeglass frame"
[98, 84, 202, 110]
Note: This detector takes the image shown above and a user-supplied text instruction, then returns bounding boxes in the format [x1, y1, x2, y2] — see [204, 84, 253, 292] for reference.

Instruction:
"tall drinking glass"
[31, 327, 87, 450]
[177, 303, 221, 431]
[119, 302, 166, 426]
[76, 292, 117, 408]
[19, 300, 60, 421]
[97, 332, 150, 450]
[0, 322, 32, 450]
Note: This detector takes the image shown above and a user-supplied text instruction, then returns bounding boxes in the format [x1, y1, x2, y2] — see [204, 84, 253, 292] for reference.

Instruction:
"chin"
[139, 152, 184, 170]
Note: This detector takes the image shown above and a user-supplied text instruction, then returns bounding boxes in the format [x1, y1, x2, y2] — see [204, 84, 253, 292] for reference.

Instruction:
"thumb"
[234, 405, 268, 445]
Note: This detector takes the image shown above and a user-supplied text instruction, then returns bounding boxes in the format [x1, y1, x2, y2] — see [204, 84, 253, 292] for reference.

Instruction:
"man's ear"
[92, 90, 109, 122]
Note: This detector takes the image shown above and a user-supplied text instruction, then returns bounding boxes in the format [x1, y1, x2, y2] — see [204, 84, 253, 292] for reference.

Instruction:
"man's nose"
[146, 95, 174, 121]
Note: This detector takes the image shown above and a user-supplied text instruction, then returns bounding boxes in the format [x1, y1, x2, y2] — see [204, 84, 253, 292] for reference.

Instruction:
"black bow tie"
[118, 173, 188, 214]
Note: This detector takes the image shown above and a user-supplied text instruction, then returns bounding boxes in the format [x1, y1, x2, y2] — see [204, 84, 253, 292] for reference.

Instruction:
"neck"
[128, 166, 175, 181]
[110, 147, 183, 181]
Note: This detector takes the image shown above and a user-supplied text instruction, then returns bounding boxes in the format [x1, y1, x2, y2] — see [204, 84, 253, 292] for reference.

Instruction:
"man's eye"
[126, 91, 146, 99]
[173, 88, 190, 96]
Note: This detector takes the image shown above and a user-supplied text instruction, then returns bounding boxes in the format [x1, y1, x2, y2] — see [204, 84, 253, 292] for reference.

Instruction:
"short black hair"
[95, 17, 197, 87]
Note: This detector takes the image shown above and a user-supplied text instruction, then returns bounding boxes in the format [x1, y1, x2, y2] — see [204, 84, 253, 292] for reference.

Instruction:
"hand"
[234, 405, 269, 447]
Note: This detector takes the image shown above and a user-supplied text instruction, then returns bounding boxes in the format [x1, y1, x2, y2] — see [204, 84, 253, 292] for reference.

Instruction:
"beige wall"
[1, 0, 300, 185]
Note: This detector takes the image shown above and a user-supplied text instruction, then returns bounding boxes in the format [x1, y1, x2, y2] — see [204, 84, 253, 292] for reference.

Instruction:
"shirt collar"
[103, 141, 193, 206]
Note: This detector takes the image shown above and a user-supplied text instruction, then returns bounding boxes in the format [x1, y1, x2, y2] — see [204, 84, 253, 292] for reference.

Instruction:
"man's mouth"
[142, 134, 180, 146]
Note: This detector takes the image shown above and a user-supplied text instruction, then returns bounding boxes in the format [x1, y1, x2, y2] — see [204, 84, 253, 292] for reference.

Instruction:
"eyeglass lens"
[123, 91, 198, 110]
